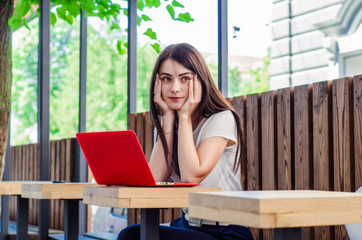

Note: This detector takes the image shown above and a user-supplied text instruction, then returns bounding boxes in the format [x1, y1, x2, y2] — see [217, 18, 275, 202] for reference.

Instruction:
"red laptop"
[76, 130, 198, 187]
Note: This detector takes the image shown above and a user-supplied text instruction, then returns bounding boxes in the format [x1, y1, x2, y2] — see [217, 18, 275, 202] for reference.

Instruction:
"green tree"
[11, 19, 160, 144]
[0, 0, 14, 180]
[1, 0, 193, 176]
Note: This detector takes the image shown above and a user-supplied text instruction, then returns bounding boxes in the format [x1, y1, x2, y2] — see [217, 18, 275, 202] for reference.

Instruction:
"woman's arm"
[177, 77, 233, 183]
[148, 112, 174, 181]
[148, 77, 174, 181]
[177, 117, 231, 183]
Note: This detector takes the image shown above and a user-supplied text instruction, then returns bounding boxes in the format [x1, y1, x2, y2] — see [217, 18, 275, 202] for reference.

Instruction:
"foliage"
[8, 0, 194, 54]
[229, 52, 270, 97]
[11, 19, 158, 145]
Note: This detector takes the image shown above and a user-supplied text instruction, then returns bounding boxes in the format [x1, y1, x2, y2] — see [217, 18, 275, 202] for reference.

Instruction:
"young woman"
[117, 43, 253, 240]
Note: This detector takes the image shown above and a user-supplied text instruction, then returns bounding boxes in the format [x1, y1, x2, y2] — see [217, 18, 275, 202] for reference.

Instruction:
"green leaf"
[22, 18, 31, 30]
[145, 0, 153, 8]
[176, 12, 194, 22]
[110, 3, 122, 12]
[152, 0, 161, 8]
[65, 2, 80, 17]
[166, 4, 175, 20]
[56, 6, 66, 21]
[141, 14, 152, 22]
[117, 40, 127, 55]
[110, 22, 120, 30]
[50, 12, 57, 25]
[123, 9, 128, 17]
[8, 17, 22, 29]
[21, 0, 31, 16]
[151, 43, 161, 53]
[137, 0, 144, 11]
[172, 0, 184, 8]
[137, 16, 142, 26]
[65, 14, 74, 25]
[143, 28, 157, 40]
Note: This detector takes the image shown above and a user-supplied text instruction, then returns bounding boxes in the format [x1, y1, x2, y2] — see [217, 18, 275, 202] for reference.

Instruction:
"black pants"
[117, 216, 254, 240]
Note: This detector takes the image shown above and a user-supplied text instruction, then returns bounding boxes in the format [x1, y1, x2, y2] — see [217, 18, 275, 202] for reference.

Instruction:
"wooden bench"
[127, 75, 362, 240]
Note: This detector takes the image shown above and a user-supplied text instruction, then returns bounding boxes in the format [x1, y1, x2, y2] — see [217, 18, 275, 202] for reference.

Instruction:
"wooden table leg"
[274, 228, 302, 240]
[140, 209, 159, 240]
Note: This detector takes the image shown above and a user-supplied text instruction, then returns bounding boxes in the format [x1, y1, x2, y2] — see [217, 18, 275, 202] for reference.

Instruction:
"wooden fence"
[127, 75, 362, 240]
[9, 138, 75, 230]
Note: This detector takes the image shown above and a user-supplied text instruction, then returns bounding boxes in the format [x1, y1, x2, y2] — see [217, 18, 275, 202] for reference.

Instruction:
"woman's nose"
[171, 80, 180, 93]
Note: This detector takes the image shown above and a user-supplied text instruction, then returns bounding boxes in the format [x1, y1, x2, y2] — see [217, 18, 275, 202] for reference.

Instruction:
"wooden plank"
[261, 91, 277, 190]
[29, 144, 35, 225]
[21, 145, 25, 181]
[231, 95, 247, 189]
[332, 77, 352, 192]
[277, 88, 293, 190]
[128, 113, 136, 132]
[246, 93, 261, 240]
[144, 112, 153, 162]
[260, 91, 276, 240]
[50, 141, 55, 229]
[127, 113, 137, 226]
[136, 112, 145, 151]
[353, 74, 362, 191]
[189, 190, 362, 228]
[65, 138, 74, 182]
[294, 84, 314, 240]
[294, 85, 312, 190]
[332, 77, 354, 240]
[312, 81, 332, 240]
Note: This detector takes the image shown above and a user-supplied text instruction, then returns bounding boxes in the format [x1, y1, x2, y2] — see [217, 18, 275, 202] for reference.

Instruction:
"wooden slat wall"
[127, 75, 362, 240]
[9, 138, 75, 230]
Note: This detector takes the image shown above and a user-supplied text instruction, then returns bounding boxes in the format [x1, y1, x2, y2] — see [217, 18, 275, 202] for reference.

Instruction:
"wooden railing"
[128, 75, 362, 240]
[9, 138, 75, 230]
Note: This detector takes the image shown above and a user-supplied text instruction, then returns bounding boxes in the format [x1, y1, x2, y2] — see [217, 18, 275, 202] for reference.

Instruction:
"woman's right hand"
[153, 74, 174, 117]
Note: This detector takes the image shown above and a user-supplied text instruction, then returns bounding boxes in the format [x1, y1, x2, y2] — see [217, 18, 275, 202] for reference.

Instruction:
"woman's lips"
[169, 97, 183, 101]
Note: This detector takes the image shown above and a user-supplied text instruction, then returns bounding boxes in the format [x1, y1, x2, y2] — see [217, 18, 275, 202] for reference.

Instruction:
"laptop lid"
[76, 130, 198, 187]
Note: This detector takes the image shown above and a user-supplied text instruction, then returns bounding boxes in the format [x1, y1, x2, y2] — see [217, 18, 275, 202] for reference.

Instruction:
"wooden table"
[83, 185, 220, 240]
[21, 182, 97, 240]
[0, 181, 49, 240]
[188, 190, 362, 240]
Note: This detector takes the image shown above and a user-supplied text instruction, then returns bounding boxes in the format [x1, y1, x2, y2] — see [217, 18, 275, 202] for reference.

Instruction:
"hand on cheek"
[153, 75, 173, 116]
[178, 74, 201, 119]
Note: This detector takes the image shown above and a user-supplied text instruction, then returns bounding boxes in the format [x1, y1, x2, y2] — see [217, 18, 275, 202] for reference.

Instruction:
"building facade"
[270, 0, 362, 89]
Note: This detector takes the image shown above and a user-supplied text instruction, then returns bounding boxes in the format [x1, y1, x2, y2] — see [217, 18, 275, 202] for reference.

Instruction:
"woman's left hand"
[178, 74, 202, 119]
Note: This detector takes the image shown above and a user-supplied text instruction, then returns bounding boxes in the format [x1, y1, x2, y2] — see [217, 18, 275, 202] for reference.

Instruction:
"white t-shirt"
[172, 110, 242, 191]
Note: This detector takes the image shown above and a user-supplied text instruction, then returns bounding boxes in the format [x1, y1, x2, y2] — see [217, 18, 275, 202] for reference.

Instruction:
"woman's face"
[158, 59, 194, 111]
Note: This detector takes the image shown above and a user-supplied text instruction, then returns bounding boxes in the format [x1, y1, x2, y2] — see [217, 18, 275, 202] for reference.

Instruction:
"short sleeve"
[200, 111, 237, 144]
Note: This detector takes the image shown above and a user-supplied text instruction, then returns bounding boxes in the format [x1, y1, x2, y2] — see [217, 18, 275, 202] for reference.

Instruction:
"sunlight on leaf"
[117, 40, 127, 55]
[50, 12, 57, 25]
[166, 4, 175, 20]
[143, 28, 157, 40]
[172, 0, 184, 8]
[151, 43, 161, 53]
[141, 14, 152, 21]
[176, 12, 194, 22]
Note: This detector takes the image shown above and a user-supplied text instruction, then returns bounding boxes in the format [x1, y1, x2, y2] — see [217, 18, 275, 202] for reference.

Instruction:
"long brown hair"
[149, 43, 246, 180]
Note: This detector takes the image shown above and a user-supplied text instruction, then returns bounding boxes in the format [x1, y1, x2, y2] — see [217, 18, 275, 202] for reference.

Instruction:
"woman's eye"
[181, 76, 191, 82]
[161, 77, 171, 82]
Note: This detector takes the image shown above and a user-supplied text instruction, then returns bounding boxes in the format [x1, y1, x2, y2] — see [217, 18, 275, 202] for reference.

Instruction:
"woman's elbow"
[180, 174, 205, 184]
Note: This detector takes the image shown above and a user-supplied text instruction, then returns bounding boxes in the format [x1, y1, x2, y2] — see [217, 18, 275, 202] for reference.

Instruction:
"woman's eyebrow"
[159, 72, 172, 76]
[179, 72, 193, 76]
